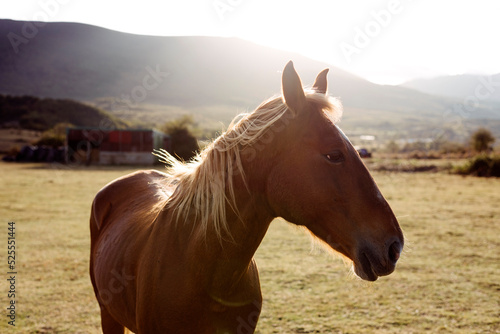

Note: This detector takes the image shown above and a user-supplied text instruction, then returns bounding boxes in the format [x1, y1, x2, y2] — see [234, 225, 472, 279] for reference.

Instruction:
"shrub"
[161, 115, 199, 161]
[34, 122, 71, 147]
[454, 154, 500, 177]
[438, 141, 467, 155]
[491, 158, 500, 177]
[408, 150, 426, 159]
[427, 150, 442, 159]
[407, 150, 441, 159]
[35, 135, 65, 147]
[470, 128, 495, 153]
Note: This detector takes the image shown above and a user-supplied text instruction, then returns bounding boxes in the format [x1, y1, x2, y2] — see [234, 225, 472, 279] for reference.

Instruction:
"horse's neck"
[221, 192, 274, 263]
[206, 194, 273, 303]
[167, 181, 274, 304]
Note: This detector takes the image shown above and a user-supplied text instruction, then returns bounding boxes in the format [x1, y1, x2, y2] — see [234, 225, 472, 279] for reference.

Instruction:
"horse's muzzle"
[354, 237, 403, 281]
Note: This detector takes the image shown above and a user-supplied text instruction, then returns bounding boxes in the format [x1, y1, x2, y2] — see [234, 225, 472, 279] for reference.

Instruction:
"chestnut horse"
[90, 61, 404, 333]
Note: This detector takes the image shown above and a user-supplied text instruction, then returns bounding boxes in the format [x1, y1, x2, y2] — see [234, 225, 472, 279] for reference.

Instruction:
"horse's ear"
[312, 68, 329, 94]
[282, 61, 306, 114]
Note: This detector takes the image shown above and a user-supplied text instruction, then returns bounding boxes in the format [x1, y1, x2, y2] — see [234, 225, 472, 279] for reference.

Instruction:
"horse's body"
[90, 169, 261, 333]
[90, 62, 404, 333]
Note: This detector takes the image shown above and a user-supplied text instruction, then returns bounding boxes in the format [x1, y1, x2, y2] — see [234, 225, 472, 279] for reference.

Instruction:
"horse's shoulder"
[92, 170, 170, 228]
[96, 169, 166, 198]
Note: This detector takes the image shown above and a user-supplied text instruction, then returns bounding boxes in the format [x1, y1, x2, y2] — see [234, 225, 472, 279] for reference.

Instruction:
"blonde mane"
[154, 91, 343, 243]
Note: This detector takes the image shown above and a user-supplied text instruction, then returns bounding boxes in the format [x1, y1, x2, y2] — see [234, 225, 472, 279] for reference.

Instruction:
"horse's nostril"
[388, 241, 401, 263]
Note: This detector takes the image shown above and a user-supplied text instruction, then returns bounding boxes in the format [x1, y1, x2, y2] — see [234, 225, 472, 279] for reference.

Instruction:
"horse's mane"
[154, 91, 342, 243]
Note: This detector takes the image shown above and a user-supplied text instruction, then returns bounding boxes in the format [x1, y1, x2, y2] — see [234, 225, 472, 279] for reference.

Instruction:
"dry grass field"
[0, 162, 499, 333]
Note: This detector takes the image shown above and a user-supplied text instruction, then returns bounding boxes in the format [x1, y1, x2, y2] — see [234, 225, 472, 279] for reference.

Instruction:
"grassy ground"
[0, 163, 498, 333]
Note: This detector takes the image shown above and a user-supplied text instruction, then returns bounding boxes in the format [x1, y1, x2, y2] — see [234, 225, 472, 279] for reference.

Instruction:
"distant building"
[66, 127, 170, 165]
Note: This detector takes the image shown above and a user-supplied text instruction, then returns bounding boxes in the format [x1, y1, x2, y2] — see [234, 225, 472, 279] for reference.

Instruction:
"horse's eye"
[325, 151, 344, 163]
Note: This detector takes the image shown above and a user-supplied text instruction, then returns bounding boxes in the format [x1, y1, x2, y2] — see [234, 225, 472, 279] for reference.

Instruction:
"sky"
[2, 0, 500, 85]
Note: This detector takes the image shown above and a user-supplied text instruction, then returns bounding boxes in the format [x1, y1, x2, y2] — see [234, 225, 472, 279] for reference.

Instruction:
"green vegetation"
[380, 126, 499, 161]
[470, 127, 496, 153]
[454, 154, 500, 177]
[34, 122, 72, 147]
[161, 115, 200, 161]
[381, 138, 468, 158]
[378, 128, 500, 178]
[0, 95, 127, 132]
[0, 163, 498, 333]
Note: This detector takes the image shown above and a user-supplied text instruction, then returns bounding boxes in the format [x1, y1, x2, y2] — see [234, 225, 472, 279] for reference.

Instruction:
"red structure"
[66, 128, 170, 165]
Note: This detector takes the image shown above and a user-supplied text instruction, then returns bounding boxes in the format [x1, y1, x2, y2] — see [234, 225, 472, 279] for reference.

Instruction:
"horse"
[89, 61, 404, 333]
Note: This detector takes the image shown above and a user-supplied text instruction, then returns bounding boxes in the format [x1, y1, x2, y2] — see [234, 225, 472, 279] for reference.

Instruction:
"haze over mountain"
[402, 74, 500, 103]
[1, 19, 499, 143]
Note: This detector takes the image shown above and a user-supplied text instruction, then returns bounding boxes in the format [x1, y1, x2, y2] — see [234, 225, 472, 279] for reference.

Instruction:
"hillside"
[1, 19, 499, 143]
[0, 95, 126, 131]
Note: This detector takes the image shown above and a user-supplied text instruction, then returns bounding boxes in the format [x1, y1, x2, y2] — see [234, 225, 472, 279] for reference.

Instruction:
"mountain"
[1, 19, 499, 143]
[402, 74, 500, 103]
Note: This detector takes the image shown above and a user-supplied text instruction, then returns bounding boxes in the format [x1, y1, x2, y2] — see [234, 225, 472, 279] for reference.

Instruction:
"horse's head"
[264, 62, 404, 281]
